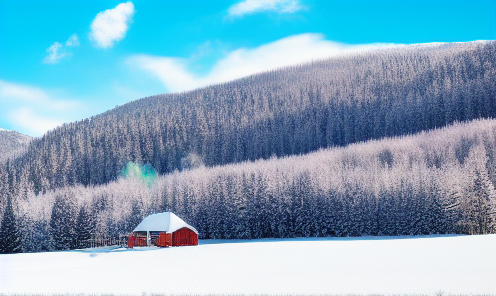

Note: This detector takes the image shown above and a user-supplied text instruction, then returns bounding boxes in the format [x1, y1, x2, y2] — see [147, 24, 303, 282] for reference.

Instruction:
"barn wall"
[172, 227, 198, 246]
[128, 234, 147, 248]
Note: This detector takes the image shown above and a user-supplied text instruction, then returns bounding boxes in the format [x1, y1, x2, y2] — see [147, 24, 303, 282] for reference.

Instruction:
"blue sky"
[0, 0, 495, 137]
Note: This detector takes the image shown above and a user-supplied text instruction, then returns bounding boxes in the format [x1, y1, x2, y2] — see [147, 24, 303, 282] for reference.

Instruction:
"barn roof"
[133, 212, 199, 234]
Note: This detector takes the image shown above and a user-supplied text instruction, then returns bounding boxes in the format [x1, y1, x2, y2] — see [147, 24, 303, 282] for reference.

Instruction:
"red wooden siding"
[128, 228, 198, 248]
[128, 232, 147, 248]
[172, 227, 198, 246]
[156, 233, 172, 247]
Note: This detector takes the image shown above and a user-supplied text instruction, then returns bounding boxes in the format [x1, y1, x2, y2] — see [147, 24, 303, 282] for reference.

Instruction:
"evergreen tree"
[128, 201, 143, 232]
[49, 194, 76, 251]
[0, 195, 22, 254]
[75, 206, 93, 248]
[462, 169, 496, 234]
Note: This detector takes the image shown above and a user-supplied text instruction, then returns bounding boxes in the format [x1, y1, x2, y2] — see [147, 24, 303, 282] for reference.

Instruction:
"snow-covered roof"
[133, 212, 198, 234]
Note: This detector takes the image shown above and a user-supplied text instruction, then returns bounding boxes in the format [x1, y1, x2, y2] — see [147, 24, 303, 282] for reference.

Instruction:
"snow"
[1, 235, 495, 295]
[133, 212, 199, 234]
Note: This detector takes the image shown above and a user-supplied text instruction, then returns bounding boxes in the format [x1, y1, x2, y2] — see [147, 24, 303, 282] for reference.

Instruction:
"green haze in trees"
[121, 162, 157, 187]
[181, 153, 204, 171]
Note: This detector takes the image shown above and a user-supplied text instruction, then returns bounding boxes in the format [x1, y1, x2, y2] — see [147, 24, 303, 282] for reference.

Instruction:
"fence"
[77, 237, 128, 249]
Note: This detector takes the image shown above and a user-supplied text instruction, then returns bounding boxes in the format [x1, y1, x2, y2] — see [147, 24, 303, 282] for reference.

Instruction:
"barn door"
[181, 229, 188, 246]
[172, 231, 177, 246]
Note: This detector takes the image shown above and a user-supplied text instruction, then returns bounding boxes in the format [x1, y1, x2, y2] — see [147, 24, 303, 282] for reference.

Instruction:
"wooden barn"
[128, 212, 199, 248]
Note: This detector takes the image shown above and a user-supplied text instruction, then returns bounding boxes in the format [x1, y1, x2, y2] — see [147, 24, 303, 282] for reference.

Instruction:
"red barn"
[128, 212, 198, 248]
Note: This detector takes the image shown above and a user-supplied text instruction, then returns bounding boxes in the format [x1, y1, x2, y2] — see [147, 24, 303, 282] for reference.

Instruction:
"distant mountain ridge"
[0, 40, 495, 197]
[0, 129, 32, 163]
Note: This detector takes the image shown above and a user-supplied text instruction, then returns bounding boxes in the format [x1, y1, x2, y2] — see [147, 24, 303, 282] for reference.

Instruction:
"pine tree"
[128, 201, 142, 232]
[0, 195, 22, 254]
[462, 169, 496, 234]
[75, 206, 93, 248]
[49, 194, 76, 251]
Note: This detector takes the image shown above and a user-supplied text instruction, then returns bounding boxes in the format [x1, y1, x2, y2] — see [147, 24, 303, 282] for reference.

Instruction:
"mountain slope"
[0, 129, 32, 164]
[15, 118, 496, 252]
[1, 41, 495, 197]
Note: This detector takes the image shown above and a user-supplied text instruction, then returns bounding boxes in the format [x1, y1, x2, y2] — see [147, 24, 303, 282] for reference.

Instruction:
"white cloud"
[66, 34, 80, 47]
[0, 80, 83, 136]
[89, 2, 135, 48]
[228, 0, 301, 17]
[0, 80, 50, 102]
[128, 56, 198, 93]
[43, 42, 68, 64]
[44, 34, 79, 63]
[0, 80, 79, 110]
[7, 108, 64, 136]
[128, 33, 397, 93]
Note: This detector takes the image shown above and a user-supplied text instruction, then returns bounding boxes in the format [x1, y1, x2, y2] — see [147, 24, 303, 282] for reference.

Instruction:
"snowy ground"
[1, 235, 495, 295]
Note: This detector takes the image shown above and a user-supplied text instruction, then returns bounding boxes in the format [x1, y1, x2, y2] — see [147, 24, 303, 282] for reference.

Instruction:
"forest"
[0, 41, 495, 253]
[1, 118, 494, 253]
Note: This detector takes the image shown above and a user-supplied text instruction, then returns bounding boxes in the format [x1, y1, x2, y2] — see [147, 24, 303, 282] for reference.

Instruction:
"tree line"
[2, 118, 495, 253]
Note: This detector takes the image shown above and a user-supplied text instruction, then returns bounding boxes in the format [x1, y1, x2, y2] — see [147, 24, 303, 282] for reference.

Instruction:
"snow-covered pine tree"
[128, 200, 143, 232]
[462, 169, 496, 234]
[49, 194, 76, 250]
[75, 206, 93, 248]
[0, 194, 22, 253]
[234, 173, 251, 239]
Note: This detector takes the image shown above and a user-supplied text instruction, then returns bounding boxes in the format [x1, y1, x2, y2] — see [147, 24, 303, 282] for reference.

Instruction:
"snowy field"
[1, 235, 495, 295]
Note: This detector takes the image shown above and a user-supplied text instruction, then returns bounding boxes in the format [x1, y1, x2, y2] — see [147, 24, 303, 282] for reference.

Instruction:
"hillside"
[0, 41, 494, 198]
[0, 129, 32, 164]
[13, 118, 496, 252]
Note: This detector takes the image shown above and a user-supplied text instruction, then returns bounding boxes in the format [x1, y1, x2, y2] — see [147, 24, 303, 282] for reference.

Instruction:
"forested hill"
[0, 129, 32, 164]
[15, 118, 496, 252]
[1, 41, 495, 197]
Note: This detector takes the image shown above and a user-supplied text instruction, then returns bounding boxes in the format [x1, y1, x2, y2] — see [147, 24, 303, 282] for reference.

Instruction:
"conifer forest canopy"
[0, 41, 495, 253]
